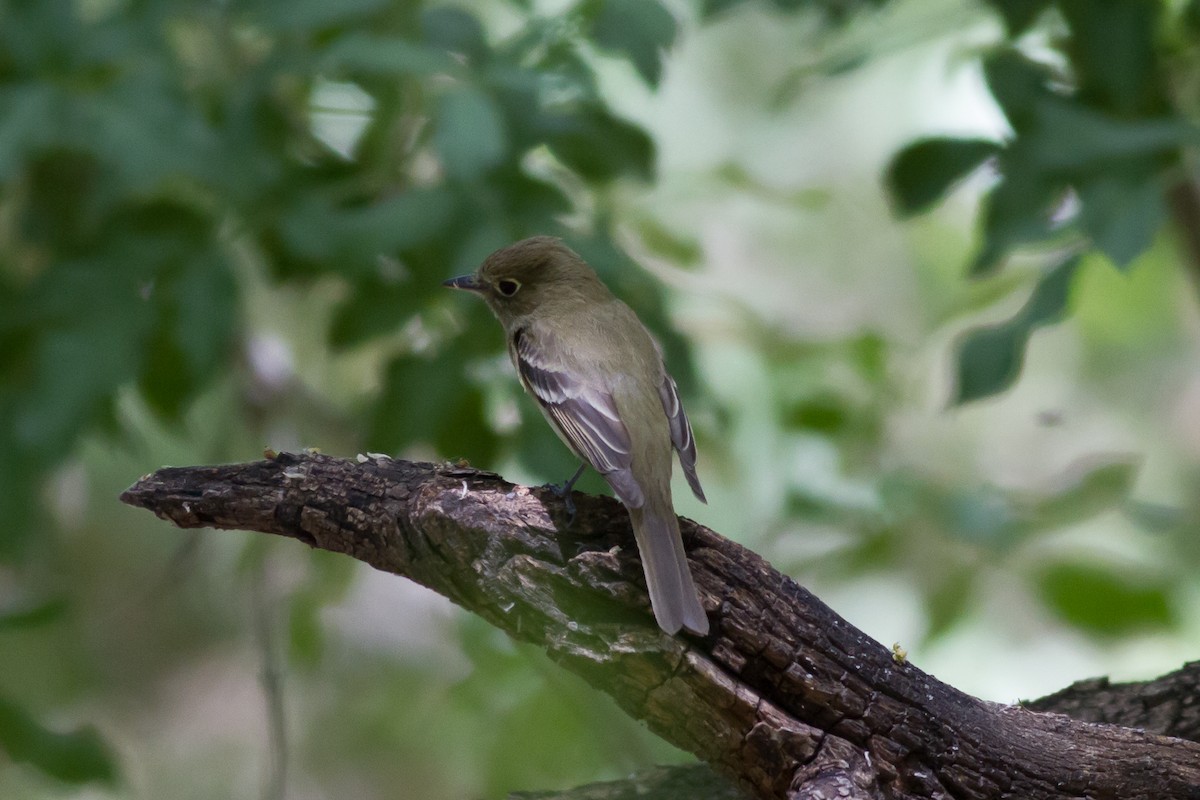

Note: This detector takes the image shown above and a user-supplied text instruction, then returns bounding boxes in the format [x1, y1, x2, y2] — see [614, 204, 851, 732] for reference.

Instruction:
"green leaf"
[1026, 100, 1198, 172]
[783, 394, 848, 434]
[543, 107, 654, 183]
[329, 226, 520, 349]
[954, 324, 1024, 406]
[11, 259, 157, 452]
[1024, 458, 1138, 531]
[139, 321, 193, 421]
[371, 351, 499, 466]
[328, 276, 423, 349]
[0, 454, 38, 561]
[0, 85, 61, 181]
[969, 155, 1063, 275]
[251, 0, 390, 32]
[1123, 500, 1188, 535]
[320, 34, 461, 77]
[1075, 170, 1165, 268]
[0, 599, 68, 631]
[494, 170, 573, 232]
[171, 251, 238, 379]
[983, 0, 1051, 37]
[279, 188, 459, 272]
[851, 332, 887, 383]
[1039, 563, 1174, 636]
[0, 695, 118, 785]
[7, 200, 219, 448]
[421, 6, 488, 63]
[446, 220, 512, 277]
[983, 49, 1055, 134]
[81, 73, 218, 194]
[434, 86, 509, 182]
[632, 217, 702, 265]
[923, 569, 975, 641]
[1187, 0, 1200, 35]
[140, 244, 237, 420]
[885, 137, 1002, 216]
[1019, 253, 1078, 324]
[954, 255, 1078, 404]
[586, 0, 677, 86]
[699, 0, 750, 17]
[16, 150, 108, 254]
[969, 87, 1193, 275]
[1058, 0, 1165, 116]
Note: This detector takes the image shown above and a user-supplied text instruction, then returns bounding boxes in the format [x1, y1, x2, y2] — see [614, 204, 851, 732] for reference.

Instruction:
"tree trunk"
[119, 452, 1200, 800]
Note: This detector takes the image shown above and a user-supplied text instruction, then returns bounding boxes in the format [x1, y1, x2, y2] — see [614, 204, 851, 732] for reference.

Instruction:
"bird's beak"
[442, 274, 485, 292]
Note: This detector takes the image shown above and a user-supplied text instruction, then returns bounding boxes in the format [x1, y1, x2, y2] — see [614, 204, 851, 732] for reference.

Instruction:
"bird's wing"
[658, 373, 706, 503]
[512, 327, 644, 508]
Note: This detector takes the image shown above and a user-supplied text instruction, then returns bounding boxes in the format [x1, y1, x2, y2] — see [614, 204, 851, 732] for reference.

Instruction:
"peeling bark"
[120, 453, 1200, 800]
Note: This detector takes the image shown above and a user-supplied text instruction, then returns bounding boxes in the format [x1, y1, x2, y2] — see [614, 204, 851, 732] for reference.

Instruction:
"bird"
[443, 236, 710, 635]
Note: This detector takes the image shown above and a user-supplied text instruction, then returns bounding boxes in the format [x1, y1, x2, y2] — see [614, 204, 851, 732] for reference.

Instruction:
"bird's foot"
[542, 480, 578, 527]
[543, 463, 587, 528]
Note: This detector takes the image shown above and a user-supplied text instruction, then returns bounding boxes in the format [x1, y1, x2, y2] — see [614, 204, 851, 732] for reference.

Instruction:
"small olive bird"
[444, 236, 709, 636]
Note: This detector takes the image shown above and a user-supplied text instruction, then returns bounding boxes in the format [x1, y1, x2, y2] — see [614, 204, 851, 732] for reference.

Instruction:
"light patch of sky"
[589, 2, 1013, 343]
[309, 78, 376, 159]
[607, 0, 1010, 177]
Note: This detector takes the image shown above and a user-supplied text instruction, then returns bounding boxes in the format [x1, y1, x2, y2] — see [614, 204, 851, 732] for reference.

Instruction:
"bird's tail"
[628, 496, 709, 636]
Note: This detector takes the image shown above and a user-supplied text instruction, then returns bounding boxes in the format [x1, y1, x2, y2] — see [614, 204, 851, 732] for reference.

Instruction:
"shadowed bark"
[120, 452, 1200, 800]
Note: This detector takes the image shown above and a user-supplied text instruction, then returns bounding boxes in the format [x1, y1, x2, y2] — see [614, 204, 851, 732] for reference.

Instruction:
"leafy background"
[2, 0, 1200, 797]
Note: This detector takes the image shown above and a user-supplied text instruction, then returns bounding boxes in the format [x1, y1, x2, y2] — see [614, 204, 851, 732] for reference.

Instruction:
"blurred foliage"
[1037, 562, 1175, 636]
[0, 0, 1197, 797]
[885, 0, 1200, 403]
[699, 0, 890, 23]
[952, 254, 1077, 404]
[0, 0, 686, 790]
[760, 309, 1177, 642]
[0, 694, 117, 786]
[0, 0, 686, 558]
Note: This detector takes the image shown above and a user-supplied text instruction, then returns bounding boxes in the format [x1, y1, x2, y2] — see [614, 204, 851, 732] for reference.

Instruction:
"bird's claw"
[543, 463, 586, 528]
[543, 480, 578, 527]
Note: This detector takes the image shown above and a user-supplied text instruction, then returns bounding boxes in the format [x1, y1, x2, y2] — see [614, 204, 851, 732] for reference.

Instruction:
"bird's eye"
[497, 279, 521, 297]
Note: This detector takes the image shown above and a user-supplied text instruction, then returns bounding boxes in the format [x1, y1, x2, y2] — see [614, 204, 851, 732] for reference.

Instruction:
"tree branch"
[120, 453, 1200, 800]
[1025, 661, 1200, 743]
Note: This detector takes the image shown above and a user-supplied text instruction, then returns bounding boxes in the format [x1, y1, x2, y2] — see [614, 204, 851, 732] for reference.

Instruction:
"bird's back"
[535, 296, 673, 488]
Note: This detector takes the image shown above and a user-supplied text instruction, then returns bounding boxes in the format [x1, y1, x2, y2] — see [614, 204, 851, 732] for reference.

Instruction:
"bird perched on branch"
[444, 236, 709, 636]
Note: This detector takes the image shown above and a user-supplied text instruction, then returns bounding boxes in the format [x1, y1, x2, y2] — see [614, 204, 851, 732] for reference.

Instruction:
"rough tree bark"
[119, 452, 1200, 800]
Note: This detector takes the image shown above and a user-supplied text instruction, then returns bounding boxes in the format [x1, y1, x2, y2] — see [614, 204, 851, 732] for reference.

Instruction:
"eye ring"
[497, 279, 521, 297]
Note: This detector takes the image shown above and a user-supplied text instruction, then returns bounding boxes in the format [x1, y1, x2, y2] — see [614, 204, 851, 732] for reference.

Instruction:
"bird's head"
[443, 236, 605, 326]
